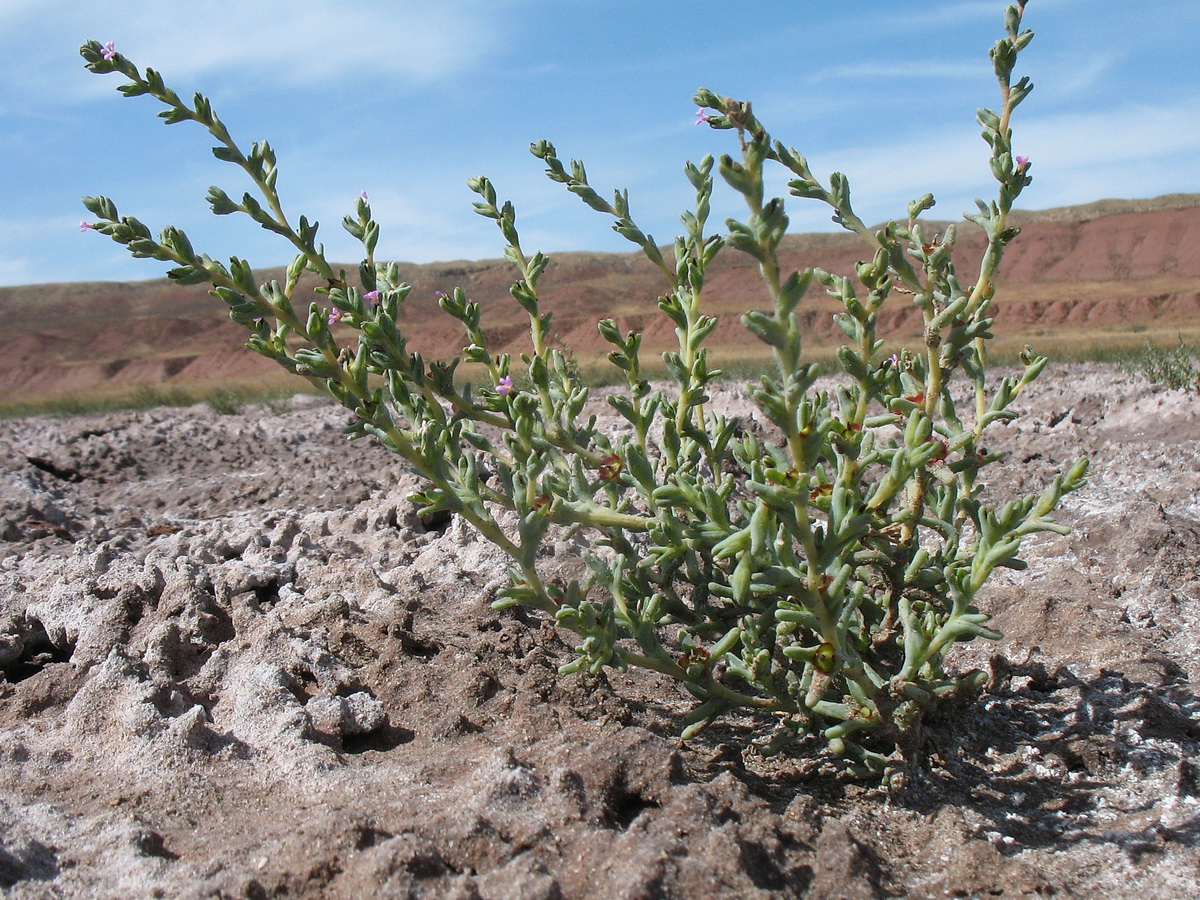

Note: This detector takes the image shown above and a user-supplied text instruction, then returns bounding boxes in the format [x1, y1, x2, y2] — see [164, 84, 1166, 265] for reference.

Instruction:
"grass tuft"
[0, 382, 321, 420]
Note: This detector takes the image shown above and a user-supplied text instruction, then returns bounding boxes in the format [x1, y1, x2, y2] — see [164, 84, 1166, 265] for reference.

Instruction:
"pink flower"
[328, 308, 345, 326]
[359, 190, 369, 202]
[695, 107, 713, 126]
[101, 41, 116, 61]
[496, 375, 514, 396]
[362, 290, 380, 305]
[79, 220, 92, 233]
[1015, 155, 1030, 170]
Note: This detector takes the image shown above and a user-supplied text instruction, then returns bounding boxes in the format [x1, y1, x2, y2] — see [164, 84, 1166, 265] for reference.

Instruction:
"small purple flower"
[101, 41, 116, 61]
[328, 308, 345, 326]
[886, 353, 900, 366]
[359, 190, 369, 202]
[362, 290, 380, 305]
[496, 375, 514, 396]
[695, 107, 713, 126]
[1015, 155, 1030, 170]
[79, 220, 92, 233]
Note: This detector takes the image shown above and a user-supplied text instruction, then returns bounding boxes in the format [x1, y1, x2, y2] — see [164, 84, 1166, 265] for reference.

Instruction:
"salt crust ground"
[0, 363, 1197, 898]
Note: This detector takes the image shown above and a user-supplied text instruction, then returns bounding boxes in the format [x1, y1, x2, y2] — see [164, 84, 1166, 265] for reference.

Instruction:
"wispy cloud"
[1024, 102, 1200, 164]
[2, 0, 505, 107]
[1032, 52, 1125, 103]
[806, 61, 982, 85]
[0, 215, 94, 286]
[108, 1, 500, 85]
[902, 0, 1078, 31]
[1019, 101, 1200, 204]
[766, 98, 1200, 226]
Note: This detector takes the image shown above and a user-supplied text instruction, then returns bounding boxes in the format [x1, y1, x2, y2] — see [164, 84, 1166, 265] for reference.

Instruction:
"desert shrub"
[1117, 336, 1200, 392]
[80, 1, 1086, 781]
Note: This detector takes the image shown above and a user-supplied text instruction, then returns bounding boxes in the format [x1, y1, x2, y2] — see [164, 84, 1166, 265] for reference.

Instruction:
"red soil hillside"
[2, 193, 1198, 402]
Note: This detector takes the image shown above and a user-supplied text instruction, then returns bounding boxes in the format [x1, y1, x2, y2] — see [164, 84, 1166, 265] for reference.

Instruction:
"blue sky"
[2, 0, 1198, 287]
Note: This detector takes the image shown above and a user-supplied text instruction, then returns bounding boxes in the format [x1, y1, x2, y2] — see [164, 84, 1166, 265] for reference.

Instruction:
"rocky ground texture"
[0, 363, 1198, 898]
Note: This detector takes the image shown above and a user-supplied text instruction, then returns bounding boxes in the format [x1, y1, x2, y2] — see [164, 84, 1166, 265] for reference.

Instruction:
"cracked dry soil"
[0, 363, 1198, 898]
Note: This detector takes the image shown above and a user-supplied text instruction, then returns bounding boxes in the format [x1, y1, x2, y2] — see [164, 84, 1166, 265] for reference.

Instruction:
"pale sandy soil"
[1, 363, 1198, 898]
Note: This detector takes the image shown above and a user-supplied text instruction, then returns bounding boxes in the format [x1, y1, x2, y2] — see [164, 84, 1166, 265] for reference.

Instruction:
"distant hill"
[3, 194, 1199, 403]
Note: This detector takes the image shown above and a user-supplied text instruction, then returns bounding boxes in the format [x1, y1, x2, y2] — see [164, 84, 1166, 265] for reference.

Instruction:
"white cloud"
[3, 0, 504, 107]
[758, 99, 1200, 227]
